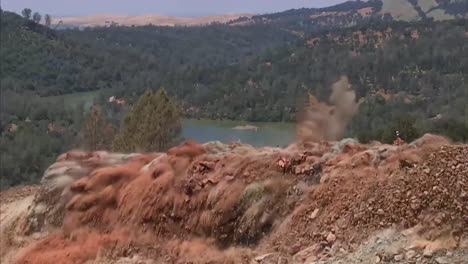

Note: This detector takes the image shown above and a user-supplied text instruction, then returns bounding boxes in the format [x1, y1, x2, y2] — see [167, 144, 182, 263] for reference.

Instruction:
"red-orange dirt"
[4, 135, 468, 264]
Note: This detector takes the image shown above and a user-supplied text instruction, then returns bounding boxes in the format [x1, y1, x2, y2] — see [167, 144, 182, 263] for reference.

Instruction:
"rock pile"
[266, 145, 468, 262]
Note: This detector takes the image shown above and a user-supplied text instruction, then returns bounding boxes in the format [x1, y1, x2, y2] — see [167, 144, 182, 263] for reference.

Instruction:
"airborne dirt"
[297, 76, 359, 142]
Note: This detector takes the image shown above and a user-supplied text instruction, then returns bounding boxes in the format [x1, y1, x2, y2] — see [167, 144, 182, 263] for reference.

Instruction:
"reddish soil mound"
[16, 141, 306, 263]
[268, 145, 468, 256]
[11, 135, 467, 264]
[63, 142, 299, 245]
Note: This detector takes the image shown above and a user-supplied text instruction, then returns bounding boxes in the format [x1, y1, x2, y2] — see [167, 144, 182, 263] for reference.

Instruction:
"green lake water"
[182, 119, 295, 147]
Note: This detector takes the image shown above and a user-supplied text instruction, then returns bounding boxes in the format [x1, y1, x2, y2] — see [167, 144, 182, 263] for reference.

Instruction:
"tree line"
[21, 8, 51, 26]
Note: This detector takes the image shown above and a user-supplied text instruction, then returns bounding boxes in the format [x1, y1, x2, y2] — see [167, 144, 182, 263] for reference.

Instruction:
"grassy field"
[418, 0, 438, 13]
[427, 9, 455, 20]
[42, 90, 100, 109]
[381, 0, 420, 21]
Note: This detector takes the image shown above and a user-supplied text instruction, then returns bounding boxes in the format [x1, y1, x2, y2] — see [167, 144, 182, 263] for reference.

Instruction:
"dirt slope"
[1, 133, 467, 264]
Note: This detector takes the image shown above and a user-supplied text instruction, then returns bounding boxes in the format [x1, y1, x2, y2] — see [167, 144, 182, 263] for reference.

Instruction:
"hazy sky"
[2, 0, 346, 17]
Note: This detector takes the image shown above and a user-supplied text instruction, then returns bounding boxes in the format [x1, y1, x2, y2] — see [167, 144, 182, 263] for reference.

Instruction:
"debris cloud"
[297, 76, 359, 143]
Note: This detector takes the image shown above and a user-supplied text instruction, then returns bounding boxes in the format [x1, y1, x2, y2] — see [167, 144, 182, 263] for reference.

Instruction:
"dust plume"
[297, 76, 359, 142]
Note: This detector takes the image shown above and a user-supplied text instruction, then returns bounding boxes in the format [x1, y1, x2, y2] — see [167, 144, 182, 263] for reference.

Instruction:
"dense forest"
[1, 10, 299, 96]
[1, 1, 467, 189]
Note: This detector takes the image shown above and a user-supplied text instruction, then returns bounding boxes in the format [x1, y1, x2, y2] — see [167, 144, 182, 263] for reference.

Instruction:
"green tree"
[82, 106, 116, 151]
[21, 8, 32, 19]
[32, 12, 41, 23]
[113, 89, 181, 153]
[113, 90, 154, 152]
[45, 14, 51, 26]
[150, 89, 182, 151]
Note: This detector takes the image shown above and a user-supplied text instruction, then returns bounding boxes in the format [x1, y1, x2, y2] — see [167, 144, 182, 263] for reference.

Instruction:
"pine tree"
[82, 106, 116, 151]
[151, 89, 182, 151]
[113, 90, 153, 152]
[113, 89, 181, 153]
[32, 12, 41, 24]
[21, 8, 32, 19]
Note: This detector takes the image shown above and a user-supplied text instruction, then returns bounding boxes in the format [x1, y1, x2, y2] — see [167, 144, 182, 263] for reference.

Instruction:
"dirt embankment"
[1, 132, 466, 264]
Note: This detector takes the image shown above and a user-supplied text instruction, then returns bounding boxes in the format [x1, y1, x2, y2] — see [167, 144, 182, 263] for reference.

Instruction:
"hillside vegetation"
[73, 19, 467, 142]
[0, 1, 467, 189]
[1, 11, 297, 96]
[231, 0, 468, 30]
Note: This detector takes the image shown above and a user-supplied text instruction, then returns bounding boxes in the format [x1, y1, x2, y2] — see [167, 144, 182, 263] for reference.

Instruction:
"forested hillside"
[1, 12, 87, 187]
[167, 20, 467, 143]
[1, 10, 298, 96]
[1, 3, 467, 189]
[0, 10, 297, 188]
[77, 19, 467, 142]
[0, 11, 154, 96]
[230, 0, 468, 29]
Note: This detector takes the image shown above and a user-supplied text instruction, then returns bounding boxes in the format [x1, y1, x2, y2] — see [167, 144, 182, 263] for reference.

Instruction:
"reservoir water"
[182, 119, 295, 147]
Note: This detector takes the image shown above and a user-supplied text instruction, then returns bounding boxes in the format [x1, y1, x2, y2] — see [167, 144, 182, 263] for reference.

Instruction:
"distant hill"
[0, 10, 297, 96]
[229, 0, 468, 30]
[380, 0, 468, 21]
[46, 1, 467, 31]
[51, 13, 253, 28]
